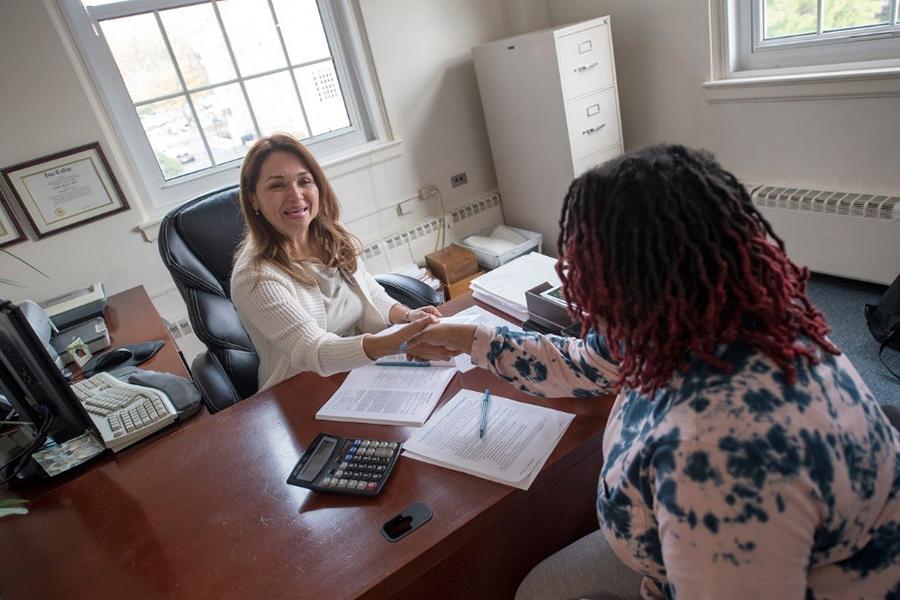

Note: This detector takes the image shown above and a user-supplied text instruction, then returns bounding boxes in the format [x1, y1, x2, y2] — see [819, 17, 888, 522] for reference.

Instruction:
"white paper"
[403, 389, 574, 490]
[316, 365, 456, 426]
[442, 306, 523, 373]
[469, 253, 561, 321]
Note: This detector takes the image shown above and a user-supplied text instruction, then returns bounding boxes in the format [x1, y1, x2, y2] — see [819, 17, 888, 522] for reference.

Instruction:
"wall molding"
[704, 67, 900, 103]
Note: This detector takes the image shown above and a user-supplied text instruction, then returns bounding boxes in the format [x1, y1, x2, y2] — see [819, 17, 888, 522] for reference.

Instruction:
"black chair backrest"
[158, 186, 259, 410]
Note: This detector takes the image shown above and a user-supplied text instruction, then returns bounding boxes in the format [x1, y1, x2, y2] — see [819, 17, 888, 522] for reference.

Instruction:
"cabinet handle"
[581, 123, 606, 136]
[573, 61, 599, 73]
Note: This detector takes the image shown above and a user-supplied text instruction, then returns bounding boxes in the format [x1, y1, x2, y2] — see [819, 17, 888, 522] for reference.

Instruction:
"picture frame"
[0, 190, 26, 248]
[1, 143, 129, 239]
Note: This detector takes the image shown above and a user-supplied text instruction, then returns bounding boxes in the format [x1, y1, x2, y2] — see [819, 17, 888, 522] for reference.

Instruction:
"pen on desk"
[376, 360, 432, 367]
[479, 388, 491, 438]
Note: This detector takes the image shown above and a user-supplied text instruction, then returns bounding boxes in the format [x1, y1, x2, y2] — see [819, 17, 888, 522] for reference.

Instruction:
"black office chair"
[158, 185, 442, 413]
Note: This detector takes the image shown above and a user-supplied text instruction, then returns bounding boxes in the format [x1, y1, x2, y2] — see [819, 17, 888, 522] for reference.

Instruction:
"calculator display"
[297, 437, 336, 481]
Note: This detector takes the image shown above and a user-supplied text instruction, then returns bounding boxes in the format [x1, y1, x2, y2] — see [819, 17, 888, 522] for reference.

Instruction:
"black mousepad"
[83, 341, 165, 378]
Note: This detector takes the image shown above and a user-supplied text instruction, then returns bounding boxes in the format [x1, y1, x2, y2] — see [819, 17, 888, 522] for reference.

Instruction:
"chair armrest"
[374, 273, 443, 308]
[190, 351, 242, 414]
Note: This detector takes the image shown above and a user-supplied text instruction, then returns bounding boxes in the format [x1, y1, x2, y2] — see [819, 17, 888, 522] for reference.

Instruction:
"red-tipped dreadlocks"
[556, 144, 838, 395]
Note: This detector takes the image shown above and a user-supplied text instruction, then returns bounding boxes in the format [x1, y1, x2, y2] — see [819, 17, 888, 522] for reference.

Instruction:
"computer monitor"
[0, 300, 96, 443]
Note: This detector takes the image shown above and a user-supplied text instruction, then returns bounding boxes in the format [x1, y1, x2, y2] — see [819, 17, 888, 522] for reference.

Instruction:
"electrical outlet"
[450, 172, 468, 188]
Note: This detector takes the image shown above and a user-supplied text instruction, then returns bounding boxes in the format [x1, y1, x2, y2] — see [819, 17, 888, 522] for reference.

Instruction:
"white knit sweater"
[230, 245, 397, 390]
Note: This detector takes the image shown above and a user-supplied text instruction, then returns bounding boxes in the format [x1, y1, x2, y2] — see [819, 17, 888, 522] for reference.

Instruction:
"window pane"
[160, 3, 236, 89]
[294, 61, 350, 136]
[101, 13, 181, 102]
[138, 97, 211, 179]
[764, 0, 818, 38]
[217, 0, 286, 76]
[244, 72, 311, 140]
[191, 84, 256, 165]
[272, 0, 332, 65]
[824, 0, 890, 31]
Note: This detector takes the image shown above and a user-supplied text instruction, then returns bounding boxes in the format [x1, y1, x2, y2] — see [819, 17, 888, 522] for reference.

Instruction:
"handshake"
[364, 315, 478, 362]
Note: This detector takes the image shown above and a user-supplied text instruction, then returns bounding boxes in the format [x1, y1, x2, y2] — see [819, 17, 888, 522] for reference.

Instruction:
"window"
[58, 0, 384, 212]
[732, 0, 900, 73]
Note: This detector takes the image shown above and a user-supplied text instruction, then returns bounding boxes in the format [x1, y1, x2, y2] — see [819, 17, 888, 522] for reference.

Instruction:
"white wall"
[0, 0, 509, 310]
[546, 0, 900, 195]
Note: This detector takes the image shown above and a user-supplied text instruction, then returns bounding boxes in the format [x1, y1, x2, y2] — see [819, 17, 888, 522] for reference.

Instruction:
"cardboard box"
[425, 244, 479, 285]
[444, 271, 483, 299]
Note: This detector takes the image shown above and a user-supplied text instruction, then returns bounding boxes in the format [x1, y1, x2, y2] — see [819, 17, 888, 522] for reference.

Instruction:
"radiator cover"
[751, 185, 899, 285]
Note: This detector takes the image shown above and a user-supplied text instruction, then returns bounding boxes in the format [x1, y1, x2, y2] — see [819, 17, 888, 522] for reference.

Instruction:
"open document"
[403, 390, 574, 490]
[315, 365, 457, 426]
[442, 306, 524, 373]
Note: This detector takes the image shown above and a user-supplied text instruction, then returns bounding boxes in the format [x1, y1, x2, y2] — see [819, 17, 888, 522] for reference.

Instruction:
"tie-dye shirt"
[469, 326, 900, 599]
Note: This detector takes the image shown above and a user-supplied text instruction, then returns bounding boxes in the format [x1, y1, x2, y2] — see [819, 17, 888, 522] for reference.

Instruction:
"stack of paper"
[469, 253, 561, 322]
[403, 390, 574, 490]
[316, 365, 456, 426]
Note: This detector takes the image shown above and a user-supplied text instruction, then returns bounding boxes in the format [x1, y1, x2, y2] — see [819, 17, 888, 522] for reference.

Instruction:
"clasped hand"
[404, 323, 477, 362]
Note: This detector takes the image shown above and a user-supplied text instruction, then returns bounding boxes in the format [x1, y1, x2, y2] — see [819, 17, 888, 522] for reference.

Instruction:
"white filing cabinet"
[473, 17, 623, 255]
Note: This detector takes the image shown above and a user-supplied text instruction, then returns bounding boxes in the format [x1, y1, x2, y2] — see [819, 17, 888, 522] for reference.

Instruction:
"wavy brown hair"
[237, 133, 360, 285]
[557, 144, 838, 395]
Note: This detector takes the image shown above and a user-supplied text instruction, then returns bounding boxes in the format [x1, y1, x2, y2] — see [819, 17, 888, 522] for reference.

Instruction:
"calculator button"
[334, 470, 344, 478]
[348, 479, 358, 487]
[367, 482, 378, 490]
[340, 462, 348, 469]
[356, 481, 367, 490]
[361, 440, 371, 447]
[321, 477, 332, 487]
[337, 479, 349, 488]
[388, 442, 398, 450]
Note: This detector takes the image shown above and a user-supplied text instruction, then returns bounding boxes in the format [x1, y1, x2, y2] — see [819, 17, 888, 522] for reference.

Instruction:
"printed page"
[402, 389, 573, 490]
[315, 365, 456, 426]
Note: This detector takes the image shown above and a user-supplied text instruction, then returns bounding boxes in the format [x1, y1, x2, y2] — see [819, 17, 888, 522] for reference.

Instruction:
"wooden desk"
[0, 294, 612, 599]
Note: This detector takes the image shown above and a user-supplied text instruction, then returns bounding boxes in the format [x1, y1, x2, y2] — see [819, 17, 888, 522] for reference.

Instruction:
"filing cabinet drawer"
[565, 87, 619, 161]
[557, 23, 614, 100]
[573, 144, 622, 177]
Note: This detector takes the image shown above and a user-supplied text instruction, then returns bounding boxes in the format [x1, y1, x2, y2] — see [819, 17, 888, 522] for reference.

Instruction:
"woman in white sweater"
[231, 133, 440, 390]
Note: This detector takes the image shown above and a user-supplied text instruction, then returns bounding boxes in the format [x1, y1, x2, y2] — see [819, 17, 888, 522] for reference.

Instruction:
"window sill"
[137, 138, 404, 242]
[703, 66, 900, 103]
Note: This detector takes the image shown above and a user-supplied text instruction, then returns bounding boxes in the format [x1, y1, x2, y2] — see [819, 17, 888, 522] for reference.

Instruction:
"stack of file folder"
[469, 253, 561, 322]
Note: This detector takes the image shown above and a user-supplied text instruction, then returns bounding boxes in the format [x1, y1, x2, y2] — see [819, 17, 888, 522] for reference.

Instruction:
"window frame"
[57, 0, 389, 214]
[732, 0, 900, 75]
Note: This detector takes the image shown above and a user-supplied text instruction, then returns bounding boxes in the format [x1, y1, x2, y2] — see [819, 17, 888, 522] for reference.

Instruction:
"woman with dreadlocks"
[406, 145, 900, 599]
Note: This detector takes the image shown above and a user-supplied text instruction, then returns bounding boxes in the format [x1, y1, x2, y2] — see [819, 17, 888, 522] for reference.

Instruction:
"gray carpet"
[806, 274, 899, 405]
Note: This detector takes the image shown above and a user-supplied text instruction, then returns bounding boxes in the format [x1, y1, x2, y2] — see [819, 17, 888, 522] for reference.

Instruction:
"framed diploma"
[0, 191, 25, 247]
[1, 143, 129, 239]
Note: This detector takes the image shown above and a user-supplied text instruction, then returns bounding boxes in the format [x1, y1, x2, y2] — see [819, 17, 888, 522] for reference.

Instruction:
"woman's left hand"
[406, 306, 442, 321]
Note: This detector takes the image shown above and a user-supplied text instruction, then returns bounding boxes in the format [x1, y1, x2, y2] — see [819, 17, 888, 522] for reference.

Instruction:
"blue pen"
[376, 360, 432, 367]
[479, 388, 491, 438]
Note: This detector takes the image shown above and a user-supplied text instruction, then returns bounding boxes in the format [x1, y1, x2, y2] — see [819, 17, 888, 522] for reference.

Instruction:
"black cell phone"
[381, 502, 433, 542]
[286, 433, 402, 496]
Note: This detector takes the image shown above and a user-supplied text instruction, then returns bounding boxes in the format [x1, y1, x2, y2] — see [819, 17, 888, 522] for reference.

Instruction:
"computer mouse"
[93, 348, 133, 372]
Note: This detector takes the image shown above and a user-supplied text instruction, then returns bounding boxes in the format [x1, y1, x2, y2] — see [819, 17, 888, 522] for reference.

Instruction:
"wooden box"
[444, 271, 483, 299]
[425, 244, 479, 285]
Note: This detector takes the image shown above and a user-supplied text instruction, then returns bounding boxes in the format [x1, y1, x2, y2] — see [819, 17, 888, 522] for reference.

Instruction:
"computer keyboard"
[70, 371, 177, 452]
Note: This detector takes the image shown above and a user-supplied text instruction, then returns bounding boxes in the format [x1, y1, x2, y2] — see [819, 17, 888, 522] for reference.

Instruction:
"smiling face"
[251, 150, 320, 250]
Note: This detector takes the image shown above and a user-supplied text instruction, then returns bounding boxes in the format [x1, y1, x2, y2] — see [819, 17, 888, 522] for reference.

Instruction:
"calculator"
[286, 433, 402, 496]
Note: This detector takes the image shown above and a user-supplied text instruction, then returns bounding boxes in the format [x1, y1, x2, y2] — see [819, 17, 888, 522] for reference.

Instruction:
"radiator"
[361, 192, 504, 273]
[750, 185, 900, 285]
